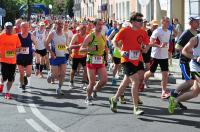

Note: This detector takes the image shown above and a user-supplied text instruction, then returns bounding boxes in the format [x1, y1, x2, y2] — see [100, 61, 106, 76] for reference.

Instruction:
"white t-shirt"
[151, 27, 171, 59]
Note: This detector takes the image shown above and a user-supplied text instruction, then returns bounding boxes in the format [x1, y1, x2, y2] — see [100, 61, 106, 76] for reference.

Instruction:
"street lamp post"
[27, 0, 31, 21]
[49, 4, 52, 16]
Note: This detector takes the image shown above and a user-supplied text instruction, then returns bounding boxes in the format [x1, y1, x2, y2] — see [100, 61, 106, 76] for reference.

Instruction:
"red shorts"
[86, 63, 105, 69]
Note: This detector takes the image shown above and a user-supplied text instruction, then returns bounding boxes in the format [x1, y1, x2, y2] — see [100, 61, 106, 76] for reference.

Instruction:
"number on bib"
[129, 50, 140, 60]
[5, 51, 15, 58]
[92, 56, 103, 64]
[20, 47, 29, 54]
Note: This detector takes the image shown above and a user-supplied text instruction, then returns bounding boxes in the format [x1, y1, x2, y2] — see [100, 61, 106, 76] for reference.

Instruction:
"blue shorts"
[50, 57, 67, 66]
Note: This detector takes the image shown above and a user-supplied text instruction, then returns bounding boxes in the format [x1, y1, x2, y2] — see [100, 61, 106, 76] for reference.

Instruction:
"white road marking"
[26, 118, 47, 132]
[29, 103, 65, 132]
[17, 104, 26, 113]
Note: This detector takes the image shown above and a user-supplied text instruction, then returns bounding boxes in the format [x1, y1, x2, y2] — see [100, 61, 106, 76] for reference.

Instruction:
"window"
[189, 0, 200, 15]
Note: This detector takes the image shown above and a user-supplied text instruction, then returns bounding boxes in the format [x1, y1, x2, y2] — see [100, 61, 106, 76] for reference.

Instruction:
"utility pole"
[27, 0, 31, 21]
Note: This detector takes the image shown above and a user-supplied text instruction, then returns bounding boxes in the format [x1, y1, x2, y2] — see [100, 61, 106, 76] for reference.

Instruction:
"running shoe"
[109, 97, 117, 113]
[4, 93, 12, 99]
[119, 95, 126, 104]
[178, 102, 187, 110]
[111, 78, 117, 86]
[47, 72, 52, 83]
[85, 97, 93, 105]
[22, 85, 26, 91]
[168, 96, 177, 113]
[133, 106, 144, 115]
[82, 83, 87, 90]
[69, 82, 74, 88]
[161, 91, 170, 99]
[56, 88, 64, 95]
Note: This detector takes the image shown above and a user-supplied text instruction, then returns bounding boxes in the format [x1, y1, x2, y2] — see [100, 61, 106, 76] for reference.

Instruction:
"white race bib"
[20, 47, 29, 54]
[92, 56, 103, 64]
[55, 44, 66, 57]
[129, 50, 140, 60]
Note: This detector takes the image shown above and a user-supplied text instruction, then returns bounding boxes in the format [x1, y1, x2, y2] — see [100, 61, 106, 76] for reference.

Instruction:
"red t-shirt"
[115, 27, 150, 66]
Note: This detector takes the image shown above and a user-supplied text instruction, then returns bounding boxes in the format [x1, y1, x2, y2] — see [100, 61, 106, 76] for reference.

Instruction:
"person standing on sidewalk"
[0, 22, 21, 99]
[144, 16, 171, 99]
[168, 33, 200, 113]
[109, 12, 150, 115]
[80, 19, 108, 105]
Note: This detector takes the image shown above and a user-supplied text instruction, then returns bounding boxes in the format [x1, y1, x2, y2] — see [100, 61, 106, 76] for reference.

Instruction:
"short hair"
[130, 12, 143, 22]
[93, 19, 102, 26]
[161, 16, 169, 22]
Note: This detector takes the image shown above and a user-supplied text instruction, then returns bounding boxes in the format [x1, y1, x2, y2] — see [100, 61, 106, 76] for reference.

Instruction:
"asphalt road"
[0, 62, 200, 132]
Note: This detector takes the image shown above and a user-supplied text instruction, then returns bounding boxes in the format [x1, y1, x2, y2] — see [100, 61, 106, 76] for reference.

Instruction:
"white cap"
[4, 22, 13, 27]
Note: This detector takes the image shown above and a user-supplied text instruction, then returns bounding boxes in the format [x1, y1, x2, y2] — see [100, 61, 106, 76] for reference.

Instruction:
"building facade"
[75, 0, 200, 29]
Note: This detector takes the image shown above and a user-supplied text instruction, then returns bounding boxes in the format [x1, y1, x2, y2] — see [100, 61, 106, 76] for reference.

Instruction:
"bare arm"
[79, 34, 97, 52]
[69, 34, 80, 49]
[31, 34, 38, 48]
[182, 37, 198, 59]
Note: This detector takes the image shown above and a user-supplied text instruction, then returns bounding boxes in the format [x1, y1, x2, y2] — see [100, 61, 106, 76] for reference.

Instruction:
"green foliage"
[0, 0, 74, 23]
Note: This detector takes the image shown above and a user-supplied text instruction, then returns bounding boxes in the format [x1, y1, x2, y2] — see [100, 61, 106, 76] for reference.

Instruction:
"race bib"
[20, 47, 29, 54]
[55, 44, 66, 57]
[5, 51, 15, 58]
[56, 45, 66, 51]
[129, 50, 140, 60]
[92, 56, 103, 64]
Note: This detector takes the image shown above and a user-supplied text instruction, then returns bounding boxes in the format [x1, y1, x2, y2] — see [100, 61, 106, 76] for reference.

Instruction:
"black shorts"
[142, 47, 151, 63]
[72, 57, 86, 71]
[17, 58, 33, 67]
[36, 49, 47, 57]
[137, 61, 144, 71]
[191, 72, 200, 79]
[121, 62, 139, 76]
[1, 62, 16, 82]
[113, 57, 121, 64]
[150, 58, 169, 73]
[180, 63, 194, 80]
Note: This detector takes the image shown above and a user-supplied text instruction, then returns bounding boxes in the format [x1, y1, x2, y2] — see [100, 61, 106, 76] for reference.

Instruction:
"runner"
[45, 20, 68, 95]
[168, 33, 200, 113]
[80, 19, 108, 105]
[17, 22, 37, 91]
[109, 12, 150, 115]
[0, 22, 21, 99]
[171, 16, 200, 109]
[33, 22, 48, 78]
[144, 16, 171, 99]
[107, 21, 121, 85]
[69, 24, 88, 88]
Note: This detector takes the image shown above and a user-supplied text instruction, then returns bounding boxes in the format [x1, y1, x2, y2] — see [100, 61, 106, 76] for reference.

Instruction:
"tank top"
[190, 34, 200, 72]
[35, 30, 46, 50]
[71, 34, 86, 58]
[51, 30, 67, 57]
[17, 33, 33, 59]
[87, 32, 106, 64]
